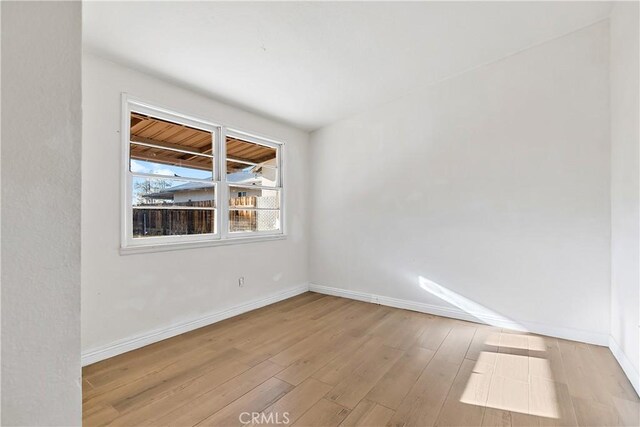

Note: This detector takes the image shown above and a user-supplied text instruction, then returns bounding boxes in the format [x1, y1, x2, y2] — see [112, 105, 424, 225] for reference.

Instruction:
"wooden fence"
[132, 196, 276, 236]
[132, 201, 214, 237]
[229, 196, 258, 232]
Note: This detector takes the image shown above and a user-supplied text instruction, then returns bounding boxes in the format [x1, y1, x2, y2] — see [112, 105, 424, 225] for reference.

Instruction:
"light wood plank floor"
[83, 292, 639, 427]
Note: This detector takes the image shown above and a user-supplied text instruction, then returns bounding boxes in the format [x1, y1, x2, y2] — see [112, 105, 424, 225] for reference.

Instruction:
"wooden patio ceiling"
[129, 113, 276, 172]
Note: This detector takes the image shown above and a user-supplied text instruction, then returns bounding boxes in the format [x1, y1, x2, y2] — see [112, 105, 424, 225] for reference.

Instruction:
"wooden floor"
[83, 292, 639, 427]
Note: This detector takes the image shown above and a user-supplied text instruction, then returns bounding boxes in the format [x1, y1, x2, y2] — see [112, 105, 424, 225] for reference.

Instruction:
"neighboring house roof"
[227, 171, 262, 186]
[142, 171, 260, 199]
[143, 181, 213, 199]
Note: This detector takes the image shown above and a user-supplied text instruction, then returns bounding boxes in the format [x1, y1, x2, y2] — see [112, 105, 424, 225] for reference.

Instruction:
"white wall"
[610, 1, 640, 393]
[81, 54, 309, 359]
[1, 3, 3, 421]
[1, 2, 82, 424]
[310, 21, 611, 344]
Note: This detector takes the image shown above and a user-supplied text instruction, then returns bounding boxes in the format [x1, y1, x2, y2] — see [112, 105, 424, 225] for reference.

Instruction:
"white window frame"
[121, 94, 285, 254]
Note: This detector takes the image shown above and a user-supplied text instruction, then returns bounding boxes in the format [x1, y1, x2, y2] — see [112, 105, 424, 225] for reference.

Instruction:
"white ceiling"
[83, 1, 613, 131]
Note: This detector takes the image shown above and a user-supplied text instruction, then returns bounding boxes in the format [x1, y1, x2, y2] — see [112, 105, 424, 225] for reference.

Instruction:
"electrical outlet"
[238, 276, 245, 287]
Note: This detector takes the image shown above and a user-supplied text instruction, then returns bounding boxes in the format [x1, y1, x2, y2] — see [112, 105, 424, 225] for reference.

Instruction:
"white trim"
[122, 95, 221, 249]
[121, 93, 130, 252]
[309, 283, 609, 346]
[228, 183, 280, 191]
[219, 125, 229, 239]
[223, 128, 284, 238]
[121, 94, 285, 251]
[226, 127, 286, 149]
[228, 157, 277, 168]
[119, 233, 286, 255]
[131, 172, 215, 184]
[130, 140, 215, 158]
[81, 283, 309, 366]
[228, 208, 281, 212]
[609, 335, 640, 397]
[133, 206, 215, 211]
[81, 278, 638, 396]
[126, 95, 222, 130]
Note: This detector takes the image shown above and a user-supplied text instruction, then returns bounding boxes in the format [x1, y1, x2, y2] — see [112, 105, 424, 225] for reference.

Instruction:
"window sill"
[120, 234, 286, 255]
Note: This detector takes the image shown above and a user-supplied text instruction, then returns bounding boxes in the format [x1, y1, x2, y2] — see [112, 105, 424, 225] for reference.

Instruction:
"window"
[122, 96, 284, 251]
[226, 133, 282, 234]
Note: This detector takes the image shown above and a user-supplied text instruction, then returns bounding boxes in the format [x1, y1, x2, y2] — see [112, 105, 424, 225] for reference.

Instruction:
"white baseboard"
[309, 283, 609, 346]
[81, 283, 310, 366]
[82, 280, 638, 397]
[609, 335, 640, 396]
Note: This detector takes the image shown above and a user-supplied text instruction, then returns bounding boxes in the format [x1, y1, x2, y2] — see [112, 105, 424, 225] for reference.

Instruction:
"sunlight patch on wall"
[418, 276, 527, 331]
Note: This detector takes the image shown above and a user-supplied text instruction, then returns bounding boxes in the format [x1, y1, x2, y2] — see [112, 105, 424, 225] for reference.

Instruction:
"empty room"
[1, 1, 640, 426]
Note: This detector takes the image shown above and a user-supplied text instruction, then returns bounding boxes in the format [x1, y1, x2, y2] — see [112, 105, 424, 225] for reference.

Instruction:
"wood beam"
[130, 151, 212, 172]
[130, 136, 211, 155]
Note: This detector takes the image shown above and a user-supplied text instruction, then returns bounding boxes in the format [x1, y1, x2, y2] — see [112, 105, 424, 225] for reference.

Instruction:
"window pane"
[133, 177, 215, 208]
[131, 112, 214, 155]
[130, 111, 214, 179]
[229, 186, 280, 209]
[226, 161, 277, 186]
[133, 209, 215, 237]
[229, 210, 280, 233]
[226, 137, 276, 162]
[226, 136, 278, 187]
[130, 156, 213, 180]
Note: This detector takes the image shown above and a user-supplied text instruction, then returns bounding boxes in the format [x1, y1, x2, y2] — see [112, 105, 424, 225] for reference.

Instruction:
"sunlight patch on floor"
[459, 350, 560, 419]
[416, 276, 562, 419]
